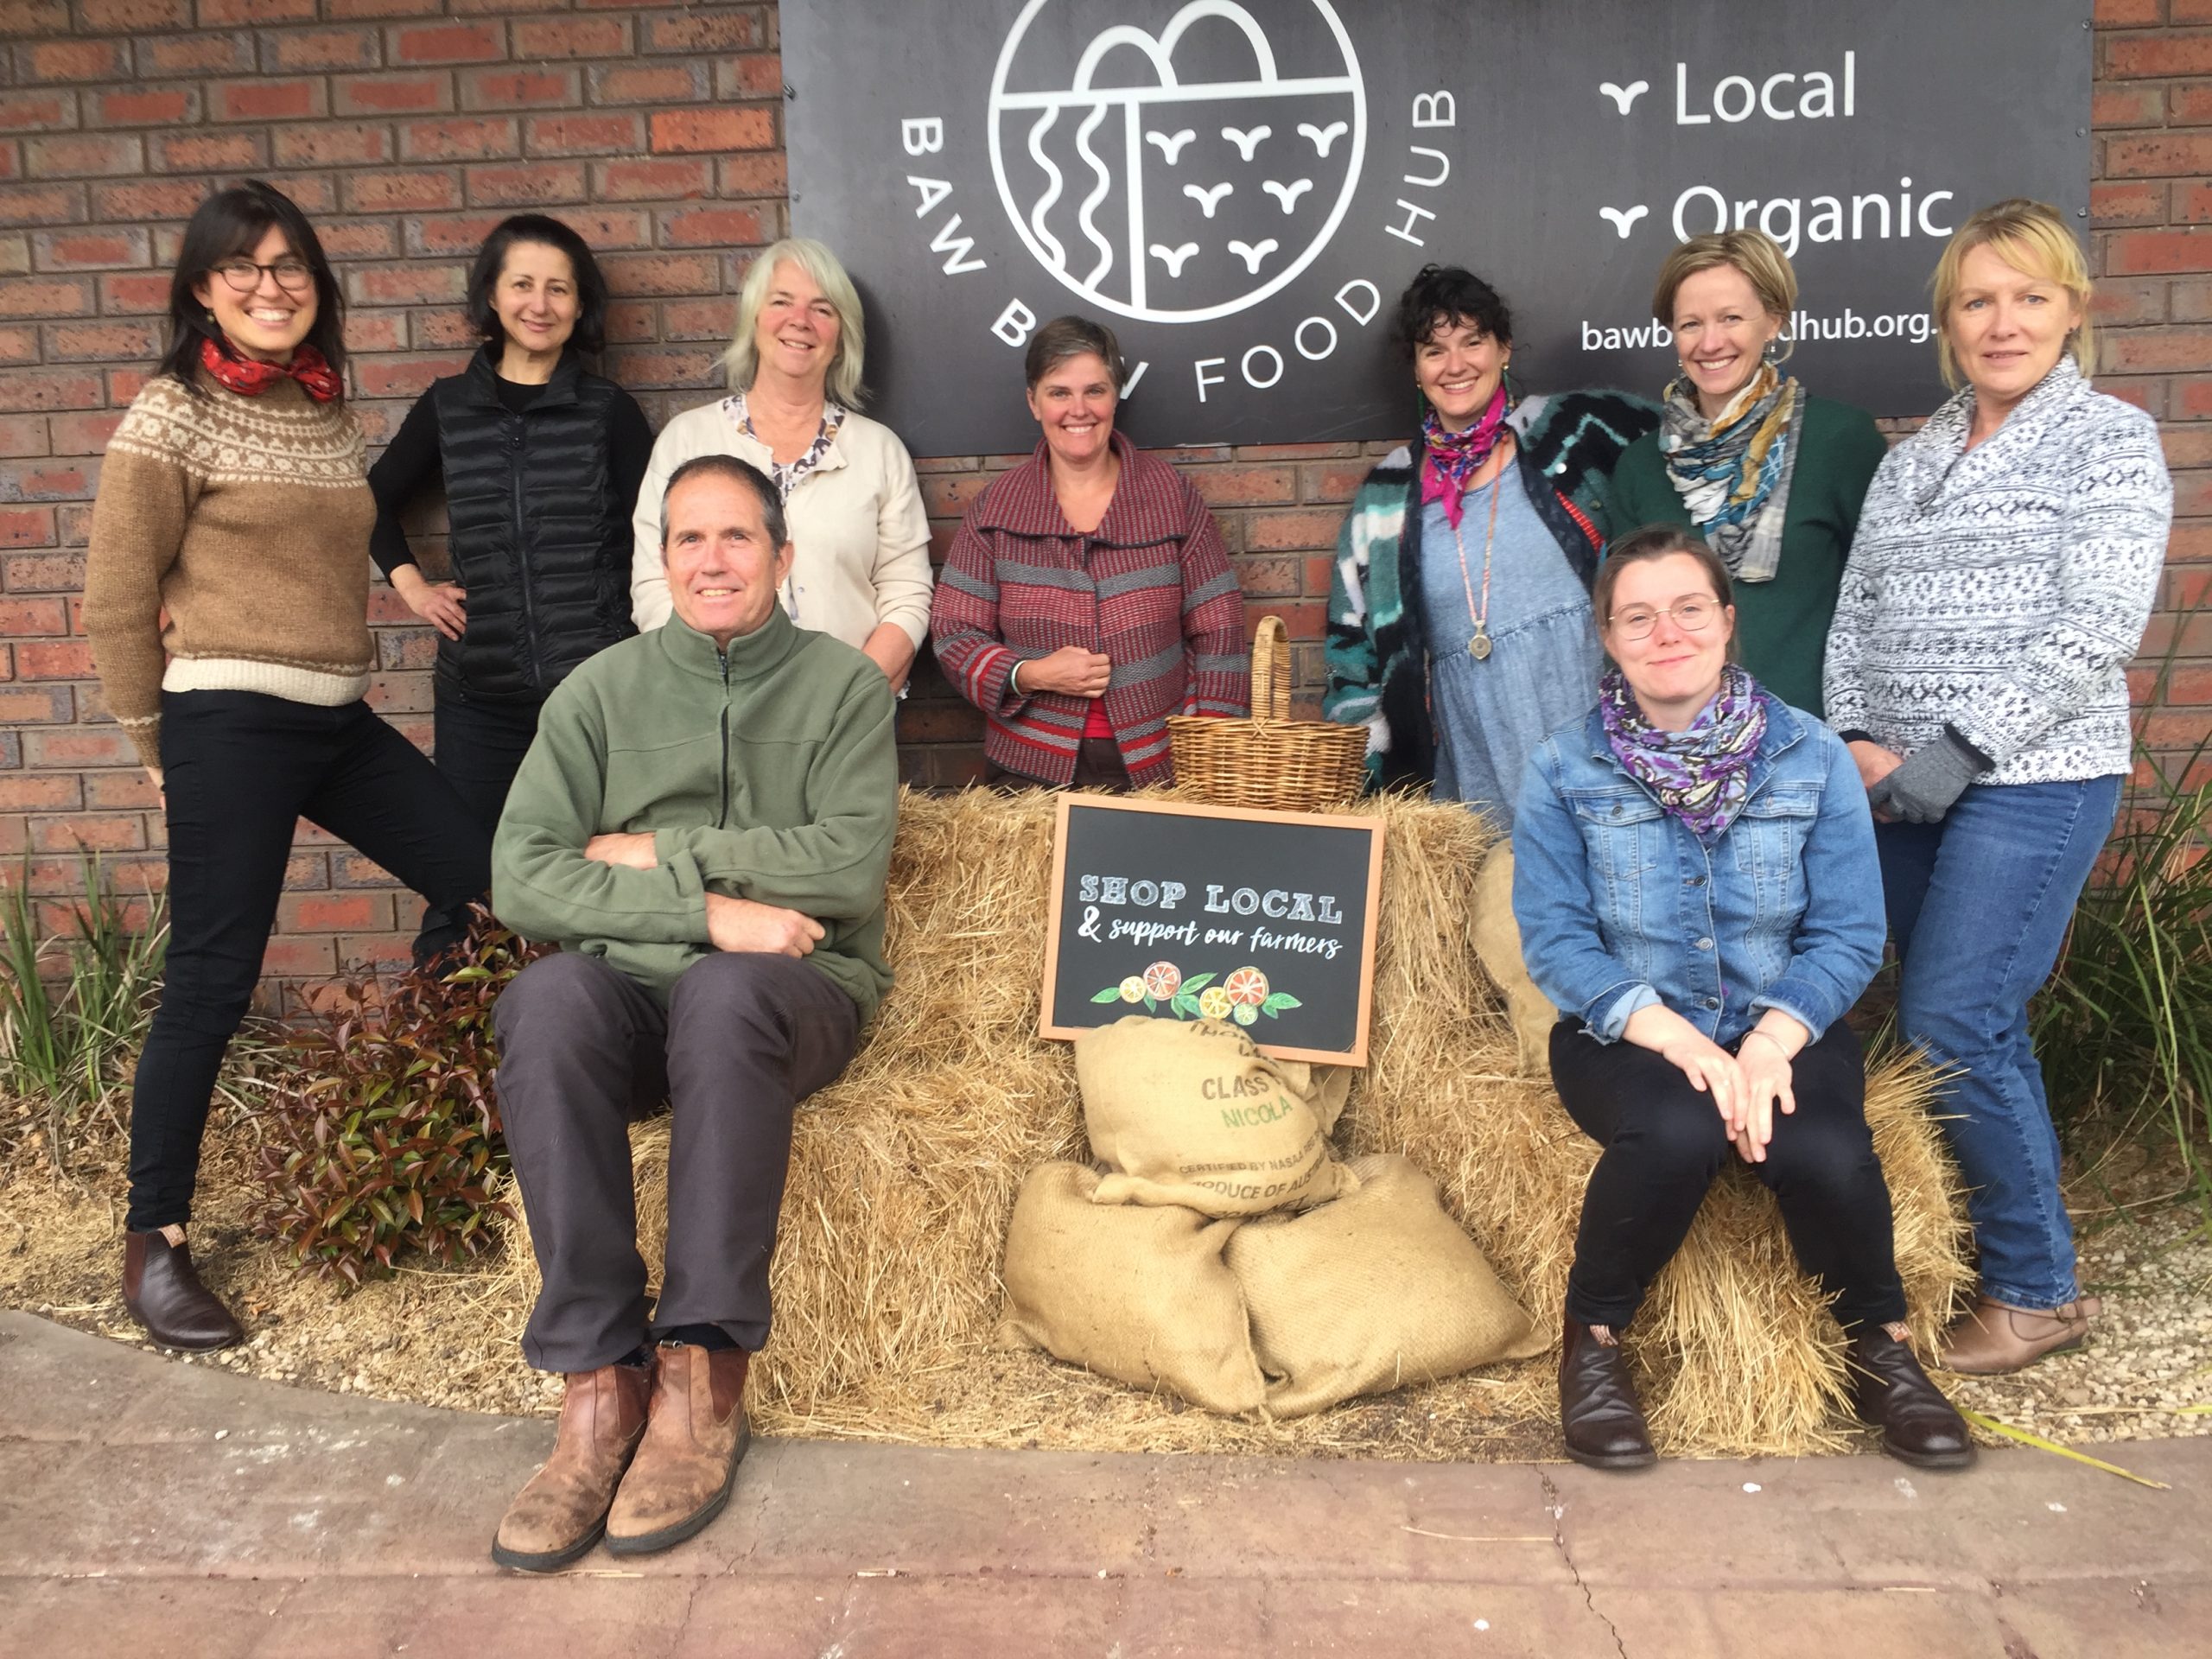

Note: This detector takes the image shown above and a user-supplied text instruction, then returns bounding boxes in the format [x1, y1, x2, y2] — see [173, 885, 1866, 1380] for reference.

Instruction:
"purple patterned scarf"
[1420, 385, 1510, 529]
[1599, 664, 1767, 842]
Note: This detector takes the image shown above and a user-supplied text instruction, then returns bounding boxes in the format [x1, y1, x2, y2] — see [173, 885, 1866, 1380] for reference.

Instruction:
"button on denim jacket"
[1510, 691, 1885, 1047]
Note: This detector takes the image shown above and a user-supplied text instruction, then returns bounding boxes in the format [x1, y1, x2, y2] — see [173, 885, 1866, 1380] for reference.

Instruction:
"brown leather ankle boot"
[1559, 1314, 1656, 1470]
[492, 1360, 653, 1573]
[1939, 1295, 2101, 1376]
[1847, 1326, 1975, 1470]
[123, 1230, 244, 1351]
[605, 1342, 751, 1556]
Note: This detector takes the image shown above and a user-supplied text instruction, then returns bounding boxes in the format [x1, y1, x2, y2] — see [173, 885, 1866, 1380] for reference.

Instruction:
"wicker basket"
[1166, 613, 1368, 813]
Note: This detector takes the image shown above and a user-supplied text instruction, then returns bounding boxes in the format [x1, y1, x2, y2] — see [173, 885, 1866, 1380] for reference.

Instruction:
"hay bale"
[484, 785, 1969, 1458]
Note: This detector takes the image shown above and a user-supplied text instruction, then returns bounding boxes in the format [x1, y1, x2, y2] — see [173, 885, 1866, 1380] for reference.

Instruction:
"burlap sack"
[998, 1160, 1267, 1414]
[1076, 1015, 1355, 1216]
[1226, 1153, 1548, 1417]
[1472, 845, 1556, 1078]
[1277, 1059, 1352, 1133]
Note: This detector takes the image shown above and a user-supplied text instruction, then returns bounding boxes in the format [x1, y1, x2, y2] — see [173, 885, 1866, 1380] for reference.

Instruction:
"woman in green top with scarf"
[1605, 230, 1886, 716]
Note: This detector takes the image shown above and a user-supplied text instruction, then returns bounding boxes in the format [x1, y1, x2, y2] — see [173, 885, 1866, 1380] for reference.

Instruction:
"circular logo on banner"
[988, 0, 1367, 325]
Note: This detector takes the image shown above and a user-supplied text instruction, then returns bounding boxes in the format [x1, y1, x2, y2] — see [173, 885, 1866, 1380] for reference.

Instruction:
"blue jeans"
[1877, 775, 2121, 1310]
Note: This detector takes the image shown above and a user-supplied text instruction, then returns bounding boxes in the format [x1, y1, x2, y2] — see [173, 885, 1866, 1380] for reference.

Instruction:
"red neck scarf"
[200, 335, 341, 404]
[1420, 385, 1510, 529]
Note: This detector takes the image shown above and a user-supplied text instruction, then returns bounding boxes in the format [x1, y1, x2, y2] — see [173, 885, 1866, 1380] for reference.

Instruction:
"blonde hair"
[722, 237, 867, 407]
[1650, 229, 1798, 329]
[1930, 199, 2092, 390]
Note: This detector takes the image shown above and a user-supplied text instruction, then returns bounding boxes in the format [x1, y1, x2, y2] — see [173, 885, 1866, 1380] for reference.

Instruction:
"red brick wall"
[0, 0, 2205, 988]
[2099, 0, 2212, 772]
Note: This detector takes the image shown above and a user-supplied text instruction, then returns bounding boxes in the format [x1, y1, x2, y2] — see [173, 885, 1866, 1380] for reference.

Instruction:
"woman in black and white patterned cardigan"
[1825, 200, 2171, 1377]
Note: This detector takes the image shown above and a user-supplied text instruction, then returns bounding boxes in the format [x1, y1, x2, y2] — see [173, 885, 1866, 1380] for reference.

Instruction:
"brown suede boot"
[605, 1342, 751, 1556]
[491, 1360, 653, 1573]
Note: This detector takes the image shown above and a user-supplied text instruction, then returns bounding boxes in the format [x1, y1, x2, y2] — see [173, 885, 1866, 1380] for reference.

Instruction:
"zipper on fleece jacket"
[716, 646, 732, 830]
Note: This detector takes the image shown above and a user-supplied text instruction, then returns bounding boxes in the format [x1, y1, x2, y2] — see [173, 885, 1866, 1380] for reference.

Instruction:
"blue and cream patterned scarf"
[1657, 364, 1803, 584]
[1600, 664, 1766, 842]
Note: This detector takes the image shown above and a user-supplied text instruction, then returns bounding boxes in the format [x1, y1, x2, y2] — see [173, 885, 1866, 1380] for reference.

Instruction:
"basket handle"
[1249, 613, 1290, 723]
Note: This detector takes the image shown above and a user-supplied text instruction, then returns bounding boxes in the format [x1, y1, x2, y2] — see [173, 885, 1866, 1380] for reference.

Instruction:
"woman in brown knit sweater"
[83, 181, 491, 1351]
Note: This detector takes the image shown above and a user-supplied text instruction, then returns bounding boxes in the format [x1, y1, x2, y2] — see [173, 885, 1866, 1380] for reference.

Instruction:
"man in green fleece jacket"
[487, 454, 896, 1573]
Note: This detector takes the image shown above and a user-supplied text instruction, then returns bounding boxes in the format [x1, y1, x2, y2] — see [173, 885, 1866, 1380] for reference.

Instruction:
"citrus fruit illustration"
[1233, 1003, 1260, 1026]
[1224, 967, 1269, 1007]
[1198, 986, 1233, 1020]
[1119, 976, 1147, 1003]
[1143, 961, 1182, 999]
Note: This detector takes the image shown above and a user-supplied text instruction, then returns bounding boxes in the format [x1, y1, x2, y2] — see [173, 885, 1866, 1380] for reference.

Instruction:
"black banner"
[782, 0, 2091, 455]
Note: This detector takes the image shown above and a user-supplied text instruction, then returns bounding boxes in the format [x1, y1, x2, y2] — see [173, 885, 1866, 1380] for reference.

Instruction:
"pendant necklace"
[1450, 455, 1503, 661]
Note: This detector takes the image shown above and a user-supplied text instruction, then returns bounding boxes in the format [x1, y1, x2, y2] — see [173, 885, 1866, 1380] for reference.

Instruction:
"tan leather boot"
[491, 1361, 652, 1573]
[1939, 1294, 2101, 1376]
[605, 1343, 751, 1556]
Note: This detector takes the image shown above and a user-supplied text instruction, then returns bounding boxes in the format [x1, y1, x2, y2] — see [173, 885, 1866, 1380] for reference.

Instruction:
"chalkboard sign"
[1040, 794, 1385, 1065]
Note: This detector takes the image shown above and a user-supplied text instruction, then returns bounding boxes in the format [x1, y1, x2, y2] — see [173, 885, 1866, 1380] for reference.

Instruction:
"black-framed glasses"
[1609, 598, 1720, 640]
[209, 257, 315, 295]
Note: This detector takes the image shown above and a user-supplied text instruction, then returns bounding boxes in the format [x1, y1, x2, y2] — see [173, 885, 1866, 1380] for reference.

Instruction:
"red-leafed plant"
[253, 914, 548, 1284]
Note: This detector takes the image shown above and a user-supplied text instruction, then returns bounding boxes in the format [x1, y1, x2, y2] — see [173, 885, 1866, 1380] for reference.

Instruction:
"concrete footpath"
[1, 1312, 2205, 1657]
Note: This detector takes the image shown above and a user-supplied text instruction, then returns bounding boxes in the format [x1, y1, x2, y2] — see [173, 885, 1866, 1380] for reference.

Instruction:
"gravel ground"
[10, 1109, 2209, 1457]
[41, 1193, 2212, 1461]
[1946, 1191, 2212, 1446]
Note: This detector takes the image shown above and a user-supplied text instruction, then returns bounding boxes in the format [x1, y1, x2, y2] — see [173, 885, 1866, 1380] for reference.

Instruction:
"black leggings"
[416, 687, 543, 952]
[431, 685, 543, 836]
[1552, 1017, 1908, 1333]
[128, 690, 490, 1230]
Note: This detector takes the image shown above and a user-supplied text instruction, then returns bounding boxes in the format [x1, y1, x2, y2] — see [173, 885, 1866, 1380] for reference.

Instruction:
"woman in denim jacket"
[1512, 526, 1971, 1473]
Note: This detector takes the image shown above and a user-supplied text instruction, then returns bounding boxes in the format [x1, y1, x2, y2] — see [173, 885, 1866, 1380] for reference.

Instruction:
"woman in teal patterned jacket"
[1323, 265, 1656, 828]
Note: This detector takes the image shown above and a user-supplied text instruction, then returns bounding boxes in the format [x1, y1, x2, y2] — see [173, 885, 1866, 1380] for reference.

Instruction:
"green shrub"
[0, 853, 167, 1161]
[2033, 741, 2212, 1222]
[252, 916, 545, 1284]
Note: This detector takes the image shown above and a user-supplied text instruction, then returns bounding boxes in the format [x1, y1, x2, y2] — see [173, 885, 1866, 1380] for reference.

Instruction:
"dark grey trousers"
[494, 950, 861, 1373]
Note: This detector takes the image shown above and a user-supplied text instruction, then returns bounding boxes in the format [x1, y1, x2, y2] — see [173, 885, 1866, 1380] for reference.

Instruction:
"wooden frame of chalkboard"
[1039, 793, 1387, 1065]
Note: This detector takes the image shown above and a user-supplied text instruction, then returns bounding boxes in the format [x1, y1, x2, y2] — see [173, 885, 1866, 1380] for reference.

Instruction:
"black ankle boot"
[1559, 1313, 1656, 1470]
[123, 1230, 244, 1351]
[1848, 1327, 1975, 1470]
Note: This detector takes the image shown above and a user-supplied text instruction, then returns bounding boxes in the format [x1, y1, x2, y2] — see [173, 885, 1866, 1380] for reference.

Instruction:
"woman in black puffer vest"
[370, 215, 651, 947]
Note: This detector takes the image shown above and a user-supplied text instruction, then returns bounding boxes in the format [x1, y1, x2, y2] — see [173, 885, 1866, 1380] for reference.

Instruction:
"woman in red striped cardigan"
[930, 315, 1249, 788]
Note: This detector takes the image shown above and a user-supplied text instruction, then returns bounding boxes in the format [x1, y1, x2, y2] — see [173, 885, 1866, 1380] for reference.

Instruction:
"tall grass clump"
[0, 854, 168, 1161]
[2033, 734, 2212, 1224]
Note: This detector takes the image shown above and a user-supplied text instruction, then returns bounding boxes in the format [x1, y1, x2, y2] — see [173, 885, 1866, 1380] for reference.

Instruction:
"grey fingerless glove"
[1869, 730, 1988, 824]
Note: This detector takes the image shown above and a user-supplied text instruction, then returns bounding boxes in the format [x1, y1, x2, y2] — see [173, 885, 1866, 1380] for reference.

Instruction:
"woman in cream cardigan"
[631, 238, 932, 689]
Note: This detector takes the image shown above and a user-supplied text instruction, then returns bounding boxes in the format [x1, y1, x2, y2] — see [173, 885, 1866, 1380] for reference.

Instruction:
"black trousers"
[1551, 1017, 1908, 1333]
[985, 736, 1131, 791]
[417, 687, 543, 951]
[493, 950, 861, 1373]
[128, 691, 491, 1230]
